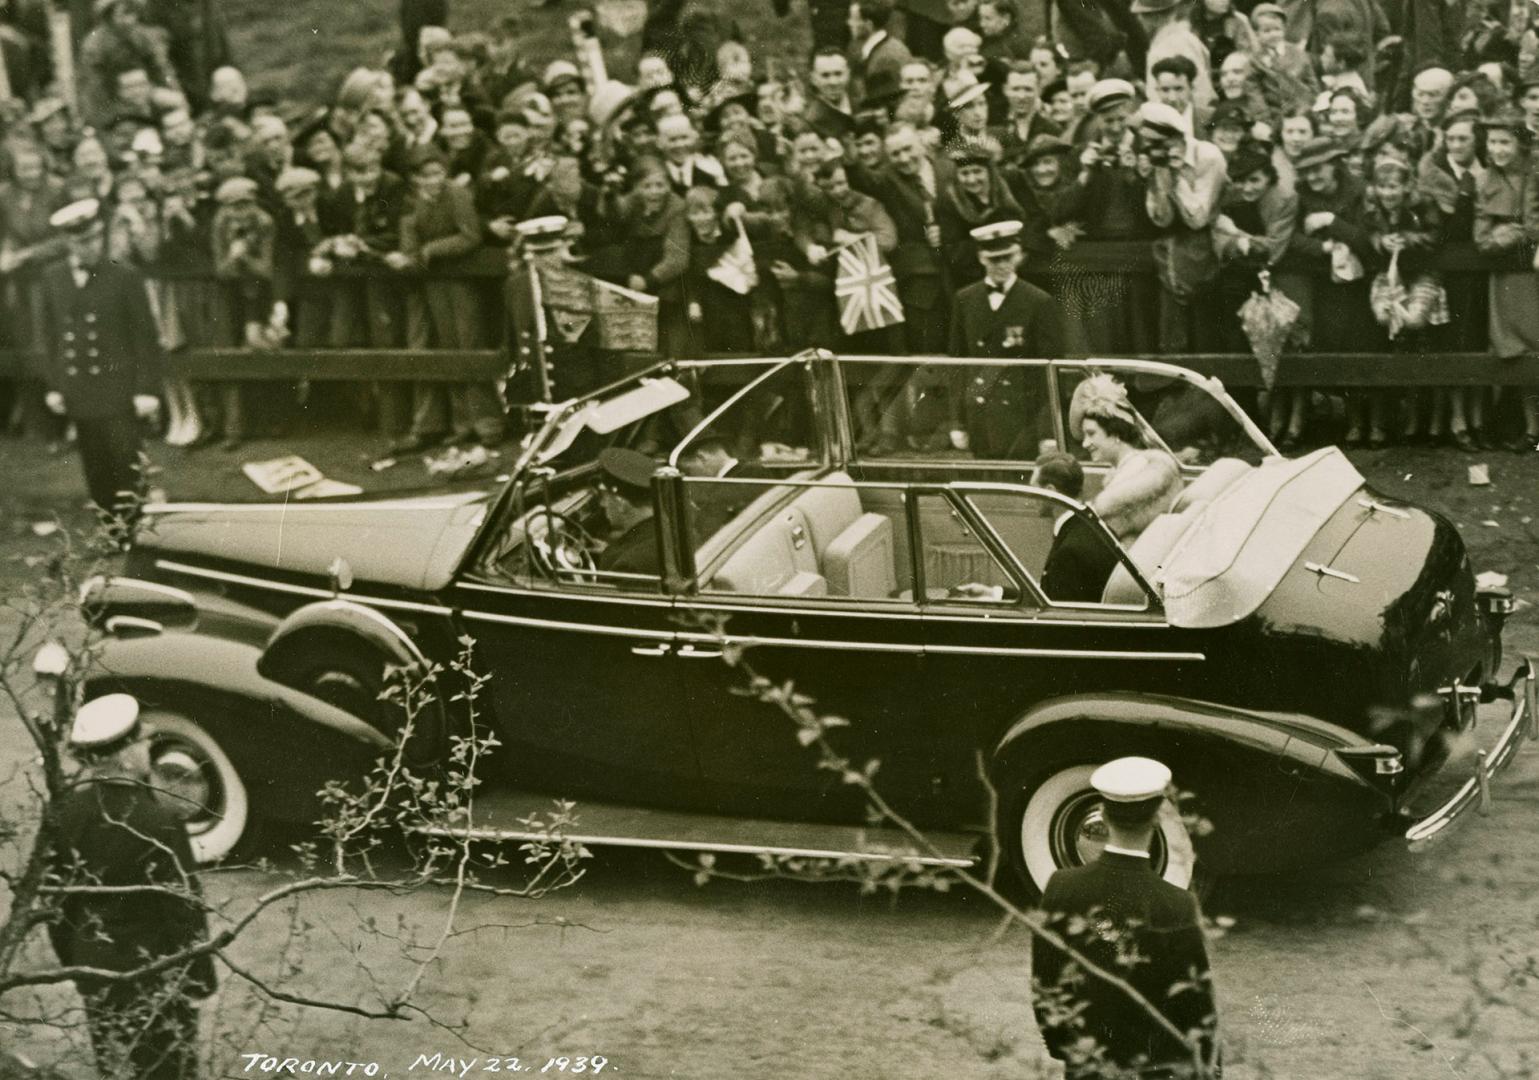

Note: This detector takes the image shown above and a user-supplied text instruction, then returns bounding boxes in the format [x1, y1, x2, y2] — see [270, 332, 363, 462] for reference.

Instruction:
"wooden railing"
[1, 242, 1534, 388]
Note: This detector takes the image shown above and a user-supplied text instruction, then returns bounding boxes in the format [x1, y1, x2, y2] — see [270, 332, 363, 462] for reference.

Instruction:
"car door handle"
[629, 641, 673, 657]
[677, 643, 724, 659]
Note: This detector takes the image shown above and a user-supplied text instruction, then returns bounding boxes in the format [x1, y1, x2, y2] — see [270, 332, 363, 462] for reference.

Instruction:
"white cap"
[947, 81, 990, 112]
[1090, 756, 1172, 802]
[1086, 78, 1136, 113]
[70, 693, 141, 752]
[1136, 101, 1188, 138]
[969, 219, 1024, 253]
[516, 215, 571, 251]
[49, 198, 102, 233]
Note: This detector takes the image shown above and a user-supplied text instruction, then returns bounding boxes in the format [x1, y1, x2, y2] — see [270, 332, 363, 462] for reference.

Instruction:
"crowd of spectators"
[2, 0, 1539, 454]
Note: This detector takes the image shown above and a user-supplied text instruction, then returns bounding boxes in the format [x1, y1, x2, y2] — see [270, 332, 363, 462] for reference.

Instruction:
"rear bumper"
[1404, 657, 1537, 849]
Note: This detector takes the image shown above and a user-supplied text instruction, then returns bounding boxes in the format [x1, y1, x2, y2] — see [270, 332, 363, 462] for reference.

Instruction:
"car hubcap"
[151, 741, 222, 836]
[1047, 789, 1169, 874]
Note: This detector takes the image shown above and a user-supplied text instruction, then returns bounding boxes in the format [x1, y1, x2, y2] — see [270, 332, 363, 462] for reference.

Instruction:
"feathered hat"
[1068, 373, 1140, 439]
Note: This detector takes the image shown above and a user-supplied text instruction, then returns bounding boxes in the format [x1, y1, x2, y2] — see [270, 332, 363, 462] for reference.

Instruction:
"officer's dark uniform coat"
[49, 779, 216, 1079]
[39, 259, 161, 512]
[947, 276, 1067, 458]
[1031, 851, 1218, 1077]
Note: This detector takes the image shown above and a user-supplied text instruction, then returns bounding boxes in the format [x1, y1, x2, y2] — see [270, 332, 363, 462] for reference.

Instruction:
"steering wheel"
[525, 510, 599, 581]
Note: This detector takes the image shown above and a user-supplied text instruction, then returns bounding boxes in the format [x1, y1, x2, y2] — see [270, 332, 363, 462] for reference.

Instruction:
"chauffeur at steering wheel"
[594, 448, 664, 576]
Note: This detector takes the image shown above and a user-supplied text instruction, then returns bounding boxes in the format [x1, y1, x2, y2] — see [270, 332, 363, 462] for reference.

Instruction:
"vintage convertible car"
[83, 353, 1536, 894]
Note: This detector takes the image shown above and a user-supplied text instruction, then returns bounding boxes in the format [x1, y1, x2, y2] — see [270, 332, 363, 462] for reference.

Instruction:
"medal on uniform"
[1003, 326, 1025, 348]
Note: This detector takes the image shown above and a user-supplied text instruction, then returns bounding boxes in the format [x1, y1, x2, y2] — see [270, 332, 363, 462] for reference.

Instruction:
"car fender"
[86, 633, 393, 825]
[256, 598, 449, 745]
[991, 692, 1384, 874]
[258, 598, 434, 685]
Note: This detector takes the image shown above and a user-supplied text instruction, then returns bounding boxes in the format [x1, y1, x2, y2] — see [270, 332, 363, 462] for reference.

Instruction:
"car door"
[451, 557, 699, 808]
[670, 473, 942, 826]
[913, 485, 1212, 814]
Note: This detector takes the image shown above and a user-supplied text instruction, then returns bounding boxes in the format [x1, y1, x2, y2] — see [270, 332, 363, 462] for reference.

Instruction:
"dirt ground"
[3, 433, 1539, 1079]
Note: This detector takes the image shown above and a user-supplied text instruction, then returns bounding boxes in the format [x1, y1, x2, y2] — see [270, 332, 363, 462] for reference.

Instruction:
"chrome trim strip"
[144, 494, 486, 514]
[461, 609, 674, 642]
[153, 560, 453, 615]
[457, 579, 673, 608]
[105, 615, 163, 636]
[925, 644, 1205, 662]
[676, 631, 924, 655]
[673, 630, 1199, 662]
[407, 823, 976, 868]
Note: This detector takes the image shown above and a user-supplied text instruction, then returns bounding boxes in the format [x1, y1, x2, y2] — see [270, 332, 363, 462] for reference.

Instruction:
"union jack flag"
[834, 233, 905, 336]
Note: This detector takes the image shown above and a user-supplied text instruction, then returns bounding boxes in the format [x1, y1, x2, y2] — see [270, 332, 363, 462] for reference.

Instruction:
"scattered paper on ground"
[241, 455, 324, 494]
[294, 478, 364, 499]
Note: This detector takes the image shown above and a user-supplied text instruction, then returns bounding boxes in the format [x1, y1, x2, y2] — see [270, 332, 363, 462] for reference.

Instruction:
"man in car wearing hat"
[48, 693, 216, 1080]
[594, 447, 665, 576]
[947, 218, 1067, 458]
[38, 197, 162, 522]
[1031, 756, 1219, 1079]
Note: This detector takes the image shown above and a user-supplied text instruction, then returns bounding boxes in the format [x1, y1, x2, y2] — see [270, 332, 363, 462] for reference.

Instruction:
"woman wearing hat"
[1474, 108, 1539, 451]
[937, 138, 1024, 286]
[1067, 373, 1183, 542]
[1287, 134, 1381, 445]
[1007, 134, 1076, 260]
[1211, 144, 1304, 442]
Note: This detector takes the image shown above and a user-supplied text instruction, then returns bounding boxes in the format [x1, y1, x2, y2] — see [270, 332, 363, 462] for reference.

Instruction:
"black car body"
[84, 354, 1537, 892]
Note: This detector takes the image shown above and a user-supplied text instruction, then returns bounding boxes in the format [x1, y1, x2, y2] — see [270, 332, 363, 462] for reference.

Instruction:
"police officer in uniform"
[946, 219, 1068, 459]
[1031, 756, 1220, 1079]
[48, 694, 216, 1080]
[39, 198, 162, 520]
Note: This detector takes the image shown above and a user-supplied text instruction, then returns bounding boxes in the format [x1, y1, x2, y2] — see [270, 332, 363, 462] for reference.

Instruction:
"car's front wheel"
[141, 709, 252, 864]
[1007, 762, 1195, 897]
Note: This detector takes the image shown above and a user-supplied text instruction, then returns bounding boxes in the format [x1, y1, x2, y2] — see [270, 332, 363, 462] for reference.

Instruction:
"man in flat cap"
[48, 693, 216, 1080]
[947, 218, 1067, 458]
[1031, 756, 1219, 1079]
[39, 198, 162, 524]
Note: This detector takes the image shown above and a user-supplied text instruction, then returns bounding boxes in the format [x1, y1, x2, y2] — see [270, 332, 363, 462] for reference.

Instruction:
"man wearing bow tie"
[39, 198, 161, 524]
[946, 218, 1066, 458]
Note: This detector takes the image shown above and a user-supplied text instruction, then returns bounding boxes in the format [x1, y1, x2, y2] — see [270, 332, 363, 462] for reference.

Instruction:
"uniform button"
[65, 366, 78, 376]
[88, 365, 101, 375]
[88, 349, 99, 357]
[973, 376, 984, 385]
[975, 395, 985, 404]
[64, 349, 76, 360]
[84, 313, 96, 323]
[63, 332, 74, 342]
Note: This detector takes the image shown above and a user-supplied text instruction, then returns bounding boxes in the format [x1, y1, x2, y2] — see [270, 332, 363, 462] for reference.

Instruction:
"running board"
[409, 790, 981, 869]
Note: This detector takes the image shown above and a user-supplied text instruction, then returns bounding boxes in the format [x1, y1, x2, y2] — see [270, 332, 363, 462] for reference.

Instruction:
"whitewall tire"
[1018, 763, 1195, 894]
[141, 710, 251, 864]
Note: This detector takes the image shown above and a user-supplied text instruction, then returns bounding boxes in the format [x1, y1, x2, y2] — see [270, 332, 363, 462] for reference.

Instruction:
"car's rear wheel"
[1008, 763, 1195, 897]
[140, 709, 252, 864]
